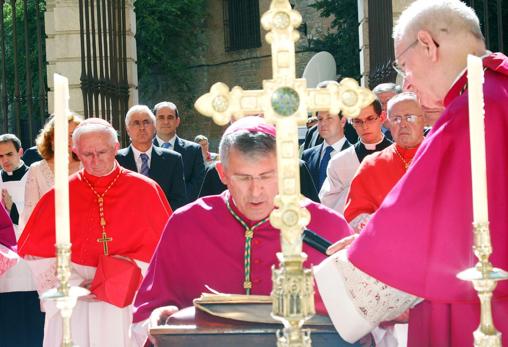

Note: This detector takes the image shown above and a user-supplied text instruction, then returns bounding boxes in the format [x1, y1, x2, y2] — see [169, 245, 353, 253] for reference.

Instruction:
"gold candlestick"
[458, 222, 508, 347]
[41, 244, 89, 347]
[457, 55, 508, 346]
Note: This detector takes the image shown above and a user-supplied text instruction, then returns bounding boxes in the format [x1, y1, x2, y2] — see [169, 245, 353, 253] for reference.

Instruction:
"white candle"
[467, 55, 489, 224]
[53, 73, 71, 245]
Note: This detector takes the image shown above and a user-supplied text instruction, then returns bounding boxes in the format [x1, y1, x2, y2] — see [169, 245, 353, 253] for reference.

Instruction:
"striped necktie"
[139, 153, 149, 176]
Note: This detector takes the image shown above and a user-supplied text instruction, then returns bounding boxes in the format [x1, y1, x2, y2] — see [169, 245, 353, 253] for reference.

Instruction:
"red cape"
[344, 143, 419, 222]
[18, 165, 172, 266]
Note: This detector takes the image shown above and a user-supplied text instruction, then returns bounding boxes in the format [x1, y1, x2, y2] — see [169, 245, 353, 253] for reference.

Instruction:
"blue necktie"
[161, 142, 171, 149]
[318, 146, 334, 189]
[140, 153, 149, 176]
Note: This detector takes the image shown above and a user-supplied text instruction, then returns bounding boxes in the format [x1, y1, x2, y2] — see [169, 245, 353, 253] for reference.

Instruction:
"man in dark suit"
[153, 101, 205, 202]
[116, 105, 187, 210]
[302, 83, 352, 192]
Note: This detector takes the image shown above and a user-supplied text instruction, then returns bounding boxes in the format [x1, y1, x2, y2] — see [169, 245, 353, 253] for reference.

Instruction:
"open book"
[193, 293, 332, 326]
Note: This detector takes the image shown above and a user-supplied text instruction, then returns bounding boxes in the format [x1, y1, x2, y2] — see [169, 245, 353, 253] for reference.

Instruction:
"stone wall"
[146, 0, 325, 151]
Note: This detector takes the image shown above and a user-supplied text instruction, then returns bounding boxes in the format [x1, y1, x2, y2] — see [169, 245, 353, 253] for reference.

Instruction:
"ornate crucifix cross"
[97, 231, 113, 256]
[195, 1, 375, 345]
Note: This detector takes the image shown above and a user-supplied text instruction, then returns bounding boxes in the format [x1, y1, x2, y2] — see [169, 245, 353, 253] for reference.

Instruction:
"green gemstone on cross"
[271, 87, 299, 116]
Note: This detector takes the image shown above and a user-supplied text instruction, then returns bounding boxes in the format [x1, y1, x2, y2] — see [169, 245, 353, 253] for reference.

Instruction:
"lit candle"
[467, 55, 488, 225]
[53, 73, 71, 245]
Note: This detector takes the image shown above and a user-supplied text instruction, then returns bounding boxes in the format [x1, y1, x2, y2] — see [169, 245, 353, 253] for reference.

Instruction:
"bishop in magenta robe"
[133, 191, 351, 322]
[342, 52, 508, 346]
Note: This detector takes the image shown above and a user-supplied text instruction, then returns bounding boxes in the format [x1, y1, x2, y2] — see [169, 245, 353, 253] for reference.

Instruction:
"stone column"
[357, 0, 415, 87]
[45, 0, 138, 116]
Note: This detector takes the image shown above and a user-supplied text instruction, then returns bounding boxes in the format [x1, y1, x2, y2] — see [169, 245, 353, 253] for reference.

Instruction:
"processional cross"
[195, 1, 375, 346]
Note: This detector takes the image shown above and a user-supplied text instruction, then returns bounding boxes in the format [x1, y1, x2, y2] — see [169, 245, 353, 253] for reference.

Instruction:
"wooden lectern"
[150, 306, 361, 347]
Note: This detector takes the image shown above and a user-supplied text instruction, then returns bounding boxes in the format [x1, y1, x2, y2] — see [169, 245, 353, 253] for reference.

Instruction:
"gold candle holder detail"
[458, 222, 508, 347]
[41, 244, 89, 347]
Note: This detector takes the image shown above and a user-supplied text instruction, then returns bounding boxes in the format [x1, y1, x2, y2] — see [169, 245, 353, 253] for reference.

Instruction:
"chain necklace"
[394, 146, 412, 170]
[82, 169, 122, 255]
[226, 198, 269, 295]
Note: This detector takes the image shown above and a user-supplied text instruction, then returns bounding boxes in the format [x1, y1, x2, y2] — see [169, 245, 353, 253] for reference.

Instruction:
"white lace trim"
[336, 256, 420, 324]
[349, 213, 372, 233]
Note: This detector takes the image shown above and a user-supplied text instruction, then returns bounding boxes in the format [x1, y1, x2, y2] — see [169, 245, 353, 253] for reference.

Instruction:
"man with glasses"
[315, 1, 508, 346]
[319, 99, 392, 213]
[344, 92, 425, 232]
[131, 117, 355, 345]
[116, 105, 187, 210]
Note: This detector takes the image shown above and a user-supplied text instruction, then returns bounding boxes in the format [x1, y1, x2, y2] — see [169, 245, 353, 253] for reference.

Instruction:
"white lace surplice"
[19, 160, 54, 229]
[314, 250, 421, 344]
[25, 256, 148, 347]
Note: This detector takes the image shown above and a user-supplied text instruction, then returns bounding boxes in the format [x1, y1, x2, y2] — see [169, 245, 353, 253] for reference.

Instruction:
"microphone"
[302, 228, 332, 255]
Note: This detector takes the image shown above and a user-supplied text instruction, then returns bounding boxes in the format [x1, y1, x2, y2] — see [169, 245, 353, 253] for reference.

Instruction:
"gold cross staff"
[195, 1, 375, 346]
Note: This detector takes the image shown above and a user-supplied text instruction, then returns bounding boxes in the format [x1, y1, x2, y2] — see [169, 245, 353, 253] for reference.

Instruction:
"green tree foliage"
[308, 0, 360, 81]
[1, 1, 47, 142]
[135, 0, 207, 103]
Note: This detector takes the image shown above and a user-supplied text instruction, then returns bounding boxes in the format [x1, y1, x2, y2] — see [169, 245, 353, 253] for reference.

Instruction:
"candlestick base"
[41, 244, 90, 347]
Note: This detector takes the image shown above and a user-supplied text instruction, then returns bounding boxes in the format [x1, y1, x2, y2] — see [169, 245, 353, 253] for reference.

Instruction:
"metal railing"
[0, 0, 47, 147]
[78, 0, 129, 144]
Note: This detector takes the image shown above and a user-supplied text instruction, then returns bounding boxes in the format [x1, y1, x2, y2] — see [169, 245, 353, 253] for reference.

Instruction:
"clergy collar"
[82, 161, 120, 183]
[225, 191, 271, 228]
[444, 50, 492, 107]
[4, 160, 25, 176]
[394, 143, 420, 158]
[360, 136, 385, 150]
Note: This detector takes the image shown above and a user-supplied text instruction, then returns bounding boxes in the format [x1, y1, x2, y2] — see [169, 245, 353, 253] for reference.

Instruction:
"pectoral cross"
[194, 1, 375, 345]
[97, 231, 112, 256]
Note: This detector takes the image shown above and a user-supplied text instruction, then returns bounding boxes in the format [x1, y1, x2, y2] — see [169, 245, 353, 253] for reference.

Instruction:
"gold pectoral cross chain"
[82, 170, 122, 255]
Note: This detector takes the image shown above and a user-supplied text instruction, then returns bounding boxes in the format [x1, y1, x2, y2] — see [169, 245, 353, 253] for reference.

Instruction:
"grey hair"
[387, 92, 420, 117]
[194, 134, 208, 143]
[219, 130, 276, 168]
[125, 105, 156, 126]
[153, 101, 179, 118]
[393, 0, 484, 43]
[72, 121, 118, 149]
[372, 83, 402, 96]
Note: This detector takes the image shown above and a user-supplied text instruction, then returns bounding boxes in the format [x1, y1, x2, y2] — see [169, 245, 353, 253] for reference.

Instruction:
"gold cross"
[97, 231, 113, 255]
[194, 2, 375, 345]
[195, 1, 375, 256]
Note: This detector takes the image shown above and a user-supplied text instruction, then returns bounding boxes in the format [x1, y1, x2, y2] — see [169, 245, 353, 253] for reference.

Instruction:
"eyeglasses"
[392, 38, 440, 78]
[231, 172, 277, 185]
[350, 115, 380, 127]
[392, 39, 418, 78]
[389, 114, 423, 125]
[129, 119, 153, 128]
